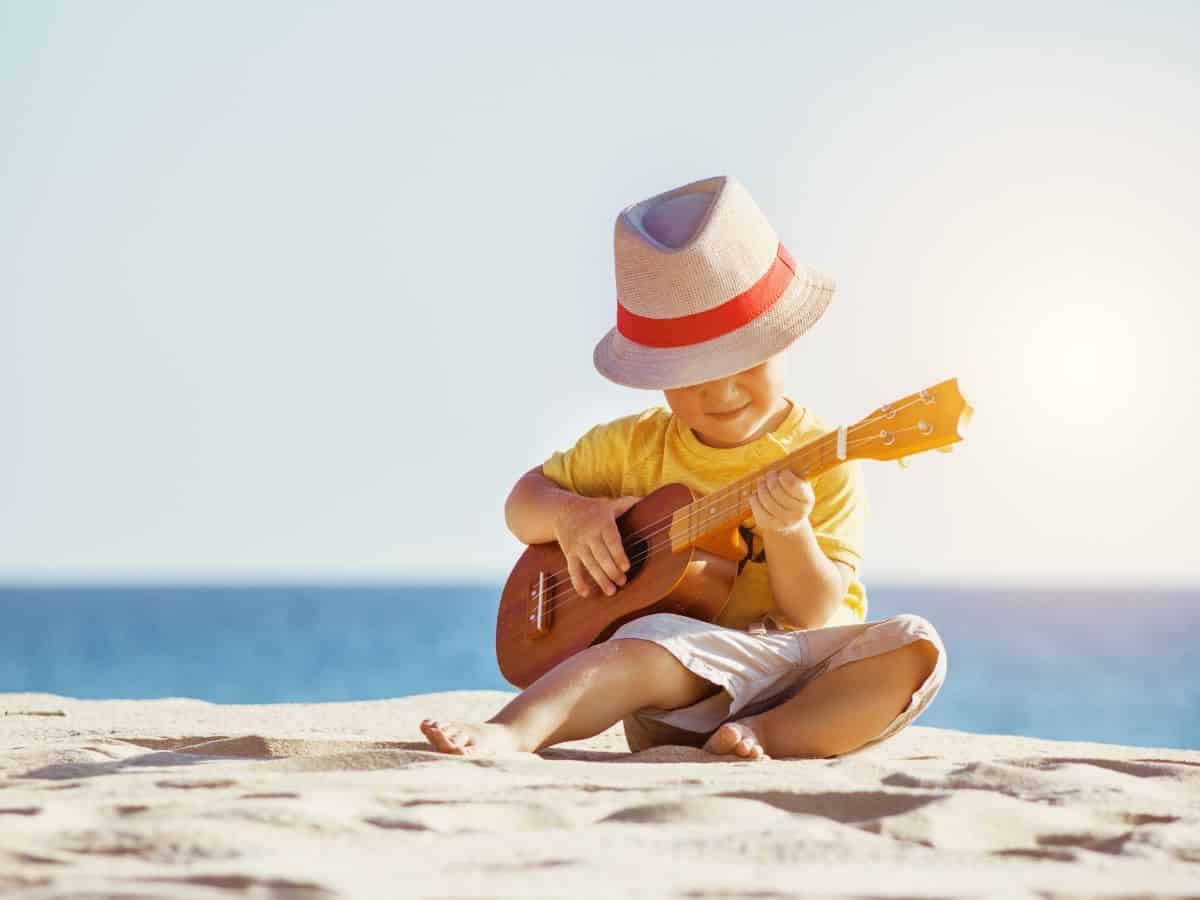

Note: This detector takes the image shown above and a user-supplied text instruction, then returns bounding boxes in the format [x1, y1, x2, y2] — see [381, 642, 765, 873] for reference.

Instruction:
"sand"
[2, 691, 1198, 899]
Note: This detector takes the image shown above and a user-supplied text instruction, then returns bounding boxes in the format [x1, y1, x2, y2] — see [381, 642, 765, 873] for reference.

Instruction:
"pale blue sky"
[3, 1, 1197, 586]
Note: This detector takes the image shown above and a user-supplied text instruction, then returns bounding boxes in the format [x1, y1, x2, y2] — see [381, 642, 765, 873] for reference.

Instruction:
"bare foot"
[702, 717, 771, 761]
[419, 718, 529, 756]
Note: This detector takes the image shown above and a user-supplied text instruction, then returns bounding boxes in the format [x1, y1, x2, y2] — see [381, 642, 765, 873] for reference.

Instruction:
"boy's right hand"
[553, 495, 641, 598]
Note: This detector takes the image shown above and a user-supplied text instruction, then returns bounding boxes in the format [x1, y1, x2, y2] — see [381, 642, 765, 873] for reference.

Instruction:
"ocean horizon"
[2, 581, 1196, 751]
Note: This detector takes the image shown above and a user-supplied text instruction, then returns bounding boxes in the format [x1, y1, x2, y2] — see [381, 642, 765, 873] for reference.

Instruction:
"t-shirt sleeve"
[540, 419, 629, 498]
[808, 459, 867, 569]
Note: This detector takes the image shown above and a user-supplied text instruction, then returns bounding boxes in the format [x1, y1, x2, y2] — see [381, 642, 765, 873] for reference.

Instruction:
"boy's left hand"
[749, 469, 815, 535]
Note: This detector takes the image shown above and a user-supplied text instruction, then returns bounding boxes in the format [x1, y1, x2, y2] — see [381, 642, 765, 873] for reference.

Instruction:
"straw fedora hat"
[593, 174, 835, 390]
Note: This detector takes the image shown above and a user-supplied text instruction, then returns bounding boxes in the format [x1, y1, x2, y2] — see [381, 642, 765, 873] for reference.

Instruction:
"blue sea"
[1, 583, 1196, 751]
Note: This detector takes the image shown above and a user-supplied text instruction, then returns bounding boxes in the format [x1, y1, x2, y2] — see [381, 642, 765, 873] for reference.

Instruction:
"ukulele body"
[495, 482, 745, 689]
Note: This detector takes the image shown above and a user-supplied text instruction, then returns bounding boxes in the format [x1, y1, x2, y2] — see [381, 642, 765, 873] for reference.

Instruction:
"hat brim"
[593, 265, 834, 390]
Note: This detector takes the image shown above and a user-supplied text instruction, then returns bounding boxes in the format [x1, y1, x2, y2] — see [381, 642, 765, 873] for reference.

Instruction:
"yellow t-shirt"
[540, 398, 868, 628]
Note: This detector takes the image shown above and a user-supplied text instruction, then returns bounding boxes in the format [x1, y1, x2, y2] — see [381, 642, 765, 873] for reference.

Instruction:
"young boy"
[422, 175, 947, 761]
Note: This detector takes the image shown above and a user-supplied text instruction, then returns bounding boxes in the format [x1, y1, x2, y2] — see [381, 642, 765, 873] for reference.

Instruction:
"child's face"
[662, 353, 790, 449]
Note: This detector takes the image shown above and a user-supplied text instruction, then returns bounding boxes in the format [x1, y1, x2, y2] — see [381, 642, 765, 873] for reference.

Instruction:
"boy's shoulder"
[582, 404, 672, 443]
[794, 403, 829, 436]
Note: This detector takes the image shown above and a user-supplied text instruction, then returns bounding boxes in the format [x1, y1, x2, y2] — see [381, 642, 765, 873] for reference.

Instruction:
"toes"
[703, 724, 741, 755]
[420, 720, 465, 755]
[734, 738, 766, 760]
[738, 737, 766, 759]
[703, 722, 770, 761]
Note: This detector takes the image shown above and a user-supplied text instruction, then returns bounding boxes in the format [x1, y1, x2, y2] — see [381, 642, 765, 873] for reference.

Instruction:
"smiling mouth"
[708, 405, 748, 419]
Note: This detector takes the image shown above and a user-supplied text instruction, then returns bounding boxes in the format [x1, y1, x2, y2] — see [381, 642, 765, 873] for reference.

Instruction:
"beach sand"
[2, 690, 1198, 898]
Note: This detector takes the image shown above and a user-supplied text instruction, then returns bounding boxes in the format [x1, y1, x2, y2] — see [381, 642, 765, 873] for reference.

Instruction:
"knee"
[603, 637, 720, 709]
[888, 612, 938, 636]
[907, 638, 940, 689]
[579, 637, 675, 693]
[600, 636, 676, 677]
[890, 615, 944, 661]
[882, 614, 944, 688]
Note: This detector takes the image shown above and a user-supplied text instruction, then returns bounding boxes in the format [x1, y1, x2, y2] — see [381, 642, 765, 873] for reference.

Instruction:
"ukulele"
[496, 377, 973, 688]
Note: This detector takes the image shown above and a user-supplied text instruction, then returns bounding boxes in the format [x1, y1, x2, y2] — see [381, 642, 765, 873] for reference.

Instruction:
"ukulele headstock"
[849, 377, 973, 462]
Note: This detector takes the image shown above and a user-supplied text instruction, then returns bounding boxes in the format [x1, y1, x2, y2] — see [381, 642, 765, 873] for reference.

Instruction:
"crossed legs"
[420, 635, 939, 760]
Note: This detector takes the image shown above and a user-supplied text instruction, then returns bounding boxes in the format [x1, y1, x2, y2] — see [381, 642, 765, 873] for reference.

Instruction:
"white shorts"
[608, 611, 947, 757]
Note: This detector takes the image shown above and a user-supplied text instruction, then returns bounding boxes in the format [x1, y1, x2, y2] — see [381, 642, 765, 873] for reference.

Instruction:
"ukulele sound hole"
[622, 538, 648, 582]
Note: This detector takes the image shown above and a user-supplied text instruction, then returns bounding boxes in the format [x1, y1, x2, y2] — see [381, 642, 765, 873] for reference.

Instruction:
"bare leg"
[421, 638, 720, 755]
[703, 638, 940, 759]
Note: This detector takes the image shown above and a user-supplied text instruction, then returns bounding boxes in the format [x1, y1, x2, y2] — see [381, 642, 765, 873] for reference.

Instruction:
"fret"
[672, 429, 839, 551]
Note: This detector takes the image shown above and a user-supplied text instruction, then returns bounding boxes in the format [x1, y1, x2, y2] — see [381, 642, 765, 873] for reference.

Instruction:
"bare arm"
[748, 468, 856, 630]
[504, 467, 581, 546]
[762, 524, 855, 629]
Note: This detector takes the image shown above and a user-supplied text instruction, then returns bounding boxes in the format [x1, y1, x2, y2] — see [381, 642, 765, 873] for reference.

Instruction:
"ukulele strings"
[526, 408, 923, 613]
[513, 395, 936, 628]
[526, 428, 879, 624]
[527, 399, 919, 603]
[536, 434, 841, 600]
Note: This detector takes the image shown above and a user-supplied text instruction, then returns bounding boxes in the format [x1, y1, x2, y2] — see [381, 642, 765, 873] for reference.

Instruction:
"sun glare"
[1022, 301, 1140, 427]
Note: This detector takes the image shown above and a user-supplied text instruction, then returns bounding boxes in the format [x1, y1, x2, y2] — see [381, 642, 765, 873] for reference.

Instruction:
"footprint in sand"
[239, 792, 300, 800]
[1120, 813, 1181, 825]
[119, 734, 427, 760]
[54, 829, 241, 864]
[883, 760, 1112, 798]
[135, 875, 333, 898]
[6, 851, 67, 867]
[1131, 756, 1200, 768]
[0, 875, 53, 892]
[716, 789, 943, 824]
[155, 778, 238, 790]
[598, 796, 793, 827]
[447, 858, 578, 873]
[366, 801, 573, 833]
[884, 758, 1200, 808]
[112, 736, 230, 751]
[1023, 756, 1200, 779]
[993, 847, 1079, 862]
[853, 790, 1135, 856]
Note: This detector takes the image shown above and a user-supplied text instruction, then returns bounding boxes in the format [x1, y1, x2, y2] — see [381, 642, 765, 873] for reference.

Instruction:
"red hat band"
[616, 242, 797, 349]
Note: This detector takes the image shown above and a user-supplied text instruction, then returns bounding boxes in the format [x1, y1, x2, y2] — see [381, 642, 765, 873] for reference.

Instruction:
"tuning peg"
[936, 445, 955, 454]
[897, 456, 910, 468]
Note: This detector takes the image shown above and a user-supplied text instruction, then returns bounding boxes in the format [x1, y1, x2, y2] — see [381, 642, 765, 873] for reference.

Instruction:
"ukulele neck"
[667, 426, 848, 552]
